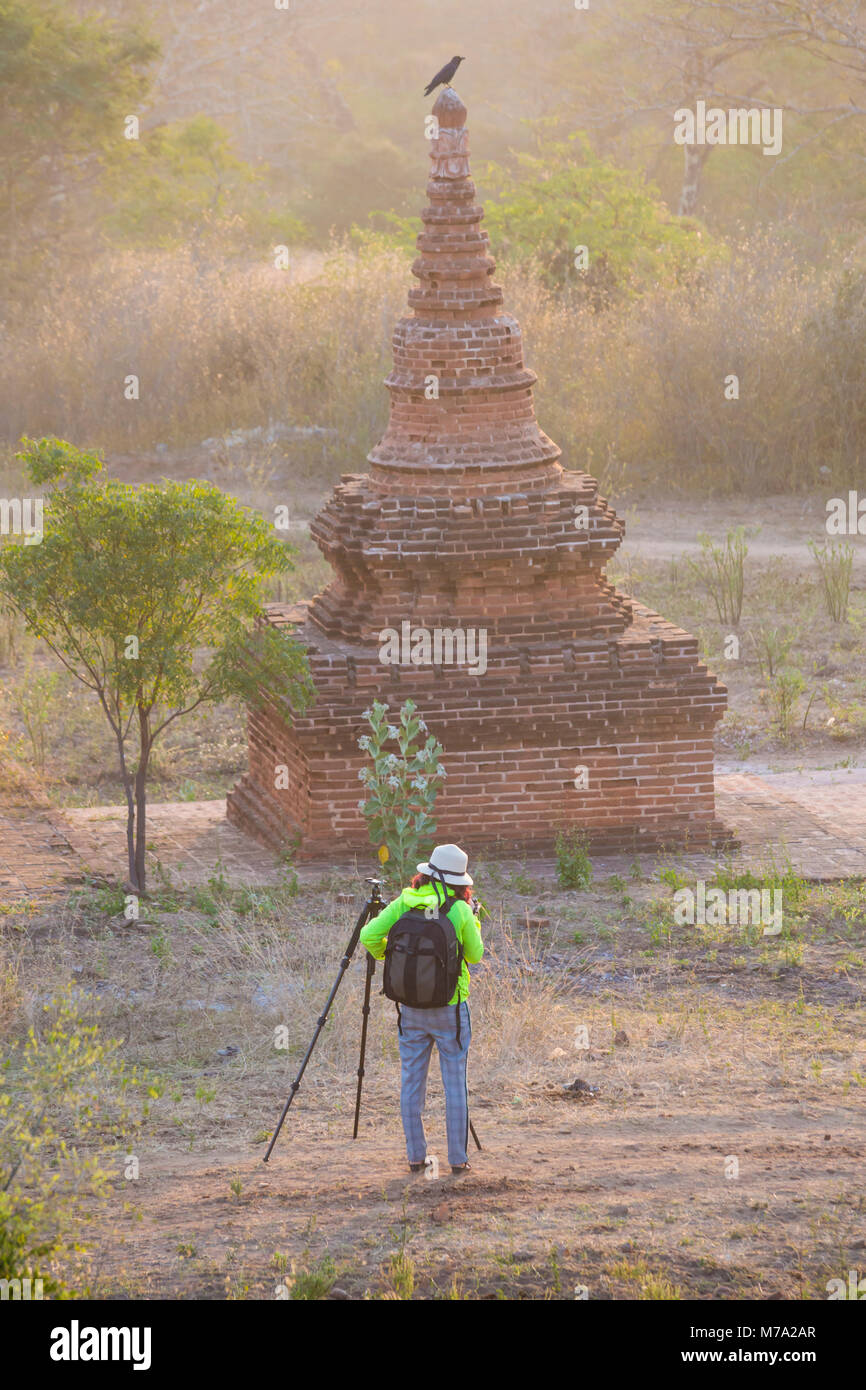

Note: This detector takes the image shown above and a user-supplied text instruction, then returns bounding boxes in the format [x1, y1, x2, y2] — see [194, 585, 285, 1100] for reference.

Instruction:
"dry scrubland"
[1, 862, 864, 1300]
[0, 239, 863, 497]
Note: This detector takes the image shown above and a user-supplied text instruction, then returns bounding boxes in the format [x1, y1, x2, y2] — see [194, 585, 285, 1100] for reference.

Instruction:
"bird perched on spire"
[423, 55, 465, 97]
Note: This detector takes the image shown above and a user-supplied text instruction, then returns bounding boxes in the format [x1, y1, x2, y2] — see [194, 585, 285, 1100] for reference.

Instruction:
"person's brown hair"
[411, 872, 471, 902]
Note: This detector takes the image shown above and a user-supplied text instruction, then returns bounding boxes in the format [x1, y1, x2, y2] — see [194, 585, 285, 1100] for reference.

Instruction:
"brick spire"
[369, 87, 560, 484]
[309, 86, 627, 645]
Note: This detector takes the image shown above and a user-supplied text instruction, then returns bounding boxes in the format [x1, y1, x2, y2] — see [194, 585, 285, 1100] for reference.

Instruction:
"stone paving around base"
[2, 767, 865, 906]
[0, 760, 84, 905]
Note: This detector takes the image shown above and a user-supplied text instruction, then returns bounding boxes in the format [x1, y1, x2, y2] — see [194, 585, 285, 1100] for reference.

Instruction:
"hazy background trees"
[1, 0, 865, 496]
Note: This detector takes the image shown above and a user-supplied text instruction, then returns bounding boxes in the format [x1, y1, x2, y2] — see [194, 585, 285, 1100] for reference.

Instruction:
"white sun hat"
[417, 843, 473, 887]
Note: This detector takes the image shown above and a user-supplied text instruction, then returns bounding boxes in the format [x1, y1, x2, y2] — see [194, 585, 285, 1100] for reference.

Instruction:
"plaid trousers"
[397, 1001, 471, 1168]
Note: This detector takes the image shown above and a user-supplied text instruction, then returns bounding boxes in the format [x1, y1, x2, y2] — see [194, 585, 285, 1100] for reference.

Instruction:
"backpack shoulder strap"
[443, 897, 465, 962]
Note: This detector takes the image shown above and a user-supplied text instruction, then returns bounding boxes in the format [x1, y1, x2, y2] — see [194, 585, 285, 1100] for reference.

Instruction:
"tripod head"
[365, 877, 385, 909]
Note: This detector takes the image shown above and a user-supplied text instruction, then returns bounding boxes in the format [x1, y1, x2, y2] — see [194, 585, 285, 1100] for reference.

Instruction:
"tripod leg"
[353, 951, 376, 1139]
[469, 1117, 482, 1152]
[263, 893, 379, 1163]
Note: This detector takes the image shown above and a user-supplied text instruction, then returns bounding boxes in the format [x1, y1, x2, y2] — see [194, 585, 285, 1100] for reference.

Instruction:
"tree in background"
[550, 0, 866, 237]
[0, 0, 157, 278]
[0, 438, 314, 893]
[0, 0, 308, 289]
[482, 134, 722, 296]
[102, 115, 302, 252]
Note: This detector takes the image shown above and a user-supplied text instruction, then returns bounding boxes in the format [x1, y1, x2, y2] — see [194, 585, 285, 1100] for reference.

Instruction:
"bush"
[685, 527, 749, 625]
[766, 668, 806, 741]
[809, 539, 853, 623]
[555, 828, 593, 890]
[481, 134, 722, 296]
[0, 990, 158, 1295]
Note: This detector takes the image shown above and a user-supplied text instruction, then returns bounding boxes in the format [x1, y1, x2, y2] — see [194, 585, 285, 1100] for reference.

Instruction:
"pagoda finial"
[429, 87, 469, 179]
[432, 86, 467, 127]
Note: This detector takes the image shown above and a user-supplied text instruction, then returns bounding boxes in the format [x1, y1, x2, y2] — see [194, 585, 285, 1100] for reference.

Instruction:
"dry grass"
[1, 238, 862, 497]
[0, 883, 578, 1092]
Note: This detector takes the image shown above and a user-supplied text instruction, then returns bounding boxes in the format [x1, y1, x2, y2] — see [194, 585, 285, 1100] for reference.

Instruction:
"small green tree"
[0, 437, 313, 892]
[357, 699, 445, 888]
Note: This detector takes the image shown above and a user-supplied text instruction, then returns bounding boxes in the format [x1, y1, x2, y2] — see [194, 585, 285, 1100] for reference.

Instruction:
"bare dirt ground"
[4, 863, 864, 1301]
[93, 1094, 865, 1302]
[618, 495, 860, 564]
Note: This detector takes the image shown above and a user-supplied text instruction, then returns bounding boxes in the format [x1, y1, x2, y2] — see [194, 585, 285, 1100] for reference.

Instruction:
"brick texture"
[227, 87, 729, 858]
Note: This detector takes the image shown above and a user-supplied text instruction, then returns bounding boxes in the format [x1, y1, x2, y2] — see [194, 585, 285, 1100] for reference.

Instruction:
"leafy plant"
[767, 668, 806, 740]
[289, 1252, 337, 1300]
[685, 527, 749, 625]
[357, 699, 445, 887]
[821, 685, 866, 740]
[555, 827, 593, 890]
[809, 539, 853, 622]
[385, 1250, 415, 1300]
[0, 990, 157, 1294]
[8, 661, 60, 773]
[752, 623, 797, 679]
[712, 854, 809, 938]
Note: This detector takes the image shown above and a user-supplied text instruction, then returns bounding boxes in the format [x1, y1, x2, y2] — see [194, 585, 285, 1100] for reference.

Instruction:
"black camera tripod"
[263, 878, 482, 1162]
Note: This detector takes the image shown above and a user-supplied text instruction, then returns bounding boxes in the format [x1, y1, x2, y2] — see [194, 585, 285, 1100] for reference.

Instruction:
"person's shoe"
[409, 1162, 426, 1173]
[450, 1163, 471, 1176]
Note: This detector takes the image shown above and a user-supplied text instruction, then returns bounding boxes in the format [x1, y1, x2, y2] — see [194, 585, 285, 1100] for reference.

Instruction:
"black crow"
[423, 55, 465, 97]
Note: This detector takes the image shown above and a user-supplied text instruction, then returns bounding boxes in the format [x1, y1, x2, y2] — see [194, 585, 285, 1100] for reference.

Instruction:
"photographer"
[360, 844, 484, 1177]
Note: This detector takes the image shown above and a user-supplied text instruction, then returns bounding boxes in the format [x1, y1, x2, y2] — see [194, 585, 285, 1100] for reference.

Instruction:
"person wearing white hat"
[360, 844, 484, 1175]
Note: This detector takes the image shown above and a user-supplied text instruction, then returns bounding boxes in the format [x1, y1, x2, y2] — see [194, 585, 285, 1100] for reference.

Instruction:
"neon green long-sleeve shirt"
[359, 884, 484, 1004]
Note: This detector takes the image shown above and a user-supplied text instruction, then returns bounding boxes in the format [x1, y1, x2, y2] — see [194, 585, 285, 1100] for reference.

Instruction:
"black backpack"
[382, 895, 464, 1031]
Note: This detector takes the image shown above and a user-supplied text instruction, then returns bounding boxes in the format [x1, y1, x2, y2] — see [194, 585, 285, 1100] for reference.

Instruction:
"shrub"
[809, 539, 853, 623]
[752, 624, 797, 679]
[685, 527, 749, 625]
[555, 828, 593, 890]
[0, 990, 158, 1294]
[766, 668, 806, 740]
[357, 699, 445, 888]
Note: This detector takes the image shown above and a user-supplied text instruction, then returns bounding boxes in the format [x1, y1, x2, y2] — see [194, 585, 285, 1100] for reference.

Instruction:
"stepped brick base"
[226, 600, 730, 860]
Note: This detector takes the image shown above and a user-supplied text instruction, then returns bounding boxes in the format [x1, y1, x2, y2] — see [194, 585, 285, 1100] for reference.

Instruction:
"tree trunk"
[114, 726, 138, 892]
[678, 140, 711, 216]
[134, 707, 152, 895]
[678, 52, 710, 217]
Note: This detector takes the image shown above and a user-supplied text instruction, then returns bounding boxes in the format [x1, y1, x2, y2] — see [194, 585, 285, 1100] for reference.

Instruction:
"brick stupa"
[227, 88, 728, 858]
